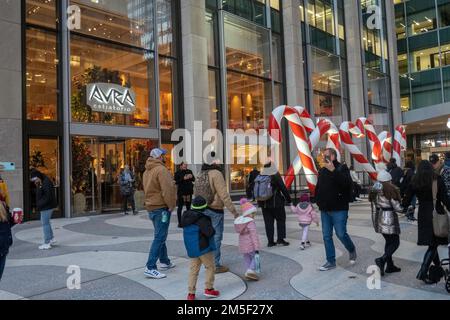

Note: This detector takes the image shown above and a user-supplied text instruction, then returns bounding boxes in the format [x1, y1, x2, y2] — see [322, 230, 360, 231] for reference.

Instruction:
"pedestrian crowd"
[1, 148, 450, 299]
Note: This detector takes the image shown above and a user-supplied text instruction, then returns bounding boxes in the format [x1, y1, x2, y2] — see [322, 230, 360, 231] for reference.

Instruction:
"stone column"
[385, 0, 402, 128]
[282, 0, 306, 107]
[180, 1, 211, 172]
[0, 0, 23, 209]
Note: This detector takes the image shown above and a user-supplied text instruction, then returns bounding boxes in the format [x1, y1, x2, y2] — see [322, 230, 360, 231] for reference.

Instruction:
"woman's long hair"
[381, 182, 401, 201]
[0, 202, 8, 222]
[412, 160, 435, 190]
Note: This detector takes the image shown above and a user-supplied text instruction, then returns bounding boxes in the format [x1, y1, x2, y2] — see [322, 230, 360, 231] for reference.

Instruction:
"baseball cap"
[429, 154, 440, 165]
[150, 148, 167, 159]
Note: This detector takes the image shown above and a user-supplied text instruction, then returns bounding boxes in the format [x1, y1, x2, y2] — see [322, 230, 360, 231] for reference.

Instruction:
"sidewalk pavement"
[1, 200, 449, 300]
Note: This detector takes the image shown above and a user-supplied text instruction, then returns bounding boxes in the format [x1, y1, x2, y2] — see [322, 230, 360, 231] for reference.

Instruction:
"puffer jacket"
[234, 216, 260, 254]
[370, 182, 403, 235]
[143, 158, 177, 212]
[201, 164, 237, 215]
[180, 209, 215, 258]
[291, 203, 319, 226]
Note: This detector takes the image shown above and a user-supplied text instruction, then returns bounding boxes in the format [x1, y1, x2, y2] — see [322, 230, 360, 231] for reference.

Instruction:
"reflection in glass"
[159, 57, 175, 129]
[26, 28, 58, 121]
[26, 0, 57, 29]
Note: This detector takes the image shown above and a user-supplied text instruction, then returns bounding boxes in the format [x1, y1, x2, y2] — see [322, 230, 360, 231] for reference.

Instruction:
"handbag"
[431, 180, 450, 239]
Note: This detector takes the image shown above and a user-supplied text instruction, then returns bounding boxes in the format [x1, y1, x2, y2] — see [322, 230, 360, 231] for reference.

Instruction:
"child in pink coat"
[235, 198, 261, 281]
[291, 193, 319, 250]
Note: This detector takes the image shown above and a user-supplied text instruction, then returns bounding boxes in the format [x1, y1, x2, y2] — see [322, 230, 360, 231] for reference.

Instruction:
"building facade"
[395, 0, 450, 162]
[0, 0, 401, 220]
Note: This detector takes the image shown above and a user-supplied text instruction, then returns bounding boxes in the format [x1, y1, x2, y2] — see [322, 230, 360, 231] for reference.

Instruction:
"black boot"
[385, 257, 401, 274]
[417, 248, 436, 284]
[375, 257, 386, 276]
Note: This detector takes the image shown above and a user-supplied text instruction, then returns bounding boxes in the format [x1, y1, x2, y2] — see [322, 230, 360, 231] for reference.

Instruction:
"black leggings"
[262, 207, 286, 243]
[382, 234, 400, 260]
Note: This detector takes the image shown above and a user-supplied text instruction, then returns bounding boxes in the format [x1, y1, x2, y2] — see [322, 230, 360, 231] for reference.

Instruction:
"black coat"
[0, 210, 16, 257]
[36, 176, 57, 211]
[180, 209, 215, 251]
[175, 169, 195, 196]
[403, 176, 450, 246]
[315, 161, 352, 212]
[257, 171, 292, 209]
[389, 165, 404, 188]
[400, 167, 415, 196]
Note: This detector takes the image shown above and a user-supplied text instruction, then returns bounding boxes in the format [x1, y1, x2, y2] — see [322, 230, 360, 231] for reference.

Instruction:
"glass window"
[438, 1, 450, 28]
[70, 34, 156, 127]
[157, 0, 175, 56]
[395, 3, 406, 39]
[159, 57, 176, 129]
[368, 105, 389, 133]
[367, 70, 389, 108]
[270, 0, 280, 10]
[26, 28, 58, 121]
[224, 13, 271, 78]
[70, 0, 154, 50]
[271, 34, 283, 82]
[406, 0, 437, 36]
[311, 48, 341, 96]
[313, 91, 343, 125]
[398, 53, 408, 74]
[227, 71, 272, 130]
[209, 69, 220, 129]
[206, 11, 217, 67]
[409, 46, 441, 72]
[26, 0, 57, 29]
[442, 66, 450, 102]
[274, 82, 285, 108]
[410, 68, 443, 109]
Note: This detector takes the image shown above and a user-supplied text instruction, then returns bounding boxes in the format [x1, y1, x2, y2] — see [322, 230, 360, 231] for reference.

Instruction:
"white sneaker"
[144, 268, 166, 279]
[38, 243, 52, 250]
[244, 269, 259, 281]
[50, 239, 57, 246]
[299, 242, 306, 250]
[159, 262, 176, 271]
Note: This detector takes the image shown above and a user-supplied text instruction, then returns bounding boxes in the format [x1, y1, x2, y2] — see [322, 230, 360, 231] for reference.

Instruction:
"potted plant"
[72, 138, 94, 214]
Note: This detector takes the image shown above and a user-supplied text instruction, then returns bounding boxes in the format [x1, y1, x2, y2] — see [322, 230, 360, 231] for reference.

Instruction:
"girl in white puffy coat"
[291, 193, 319, 250]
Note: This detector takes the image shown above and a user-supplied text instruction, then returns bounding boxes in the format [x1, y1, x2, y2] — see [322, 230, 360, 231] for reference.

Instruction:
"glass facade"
[396, 0, 450, 111]
[25, 0, 180, 216]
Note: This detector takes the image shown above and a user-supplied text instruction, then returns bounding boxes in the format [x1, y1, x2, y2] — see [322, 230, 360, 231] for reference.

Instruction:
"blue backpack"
[183, 224, 216, 258]
[253, 175, 273, 201]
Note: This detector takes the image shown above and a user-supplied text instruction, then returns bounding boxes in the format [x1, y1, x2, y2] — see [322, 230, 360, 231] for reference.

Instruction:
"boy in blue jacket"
[180, 196, 219, 300]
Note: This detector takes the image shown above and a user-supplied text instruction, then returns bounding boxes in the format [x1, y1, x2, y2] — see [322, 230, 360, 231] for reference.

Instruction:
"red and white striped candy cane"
[269, 105, 318, 193]
[356, 117, 383, 165]
[393, 125, 407, 167]
[340, 121, 378, 181]
[378, 131, 392, 164]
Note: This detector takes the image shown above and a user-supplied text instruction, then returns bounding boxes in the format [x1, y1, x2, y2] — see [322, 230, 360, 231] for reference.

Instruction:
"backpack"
[183, 224, 215, 258]
[253, 175, 273, 201]
[193, 171, 215, 205]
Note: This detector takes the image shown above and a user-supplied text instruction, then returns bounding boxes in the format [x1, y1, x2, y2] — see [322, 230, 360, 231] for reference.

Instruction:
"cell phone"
[0, 162, 15, 171]
[324, 156, 331, 163]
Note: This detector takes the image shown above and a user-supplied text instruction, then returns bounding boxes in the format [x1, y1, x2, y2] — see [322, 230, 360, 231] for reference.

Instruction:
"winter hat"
[299, 193, 310, 203]
[150, 148, 167, 159]
[240, 198, 257, 217]
[30, 169, 44, 182]
[191, 196, 207, 211]
[377, 170, 392, 183]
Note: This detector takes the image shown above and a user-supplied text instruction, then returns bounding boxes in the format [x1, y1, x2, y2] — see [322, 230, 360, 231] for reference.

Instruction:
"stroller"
[444, 245, 450, 293]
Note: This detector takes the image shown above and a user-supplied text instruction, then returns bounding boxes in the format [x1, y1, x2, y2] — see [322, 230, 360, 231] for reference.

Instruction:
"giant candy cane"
[269, 105, 318, 193]
[393, 125, 407, 167]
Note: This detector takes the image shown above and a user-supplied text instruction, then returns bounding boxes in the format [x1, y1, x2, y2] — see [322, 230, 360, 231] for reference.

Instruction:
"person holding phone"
[315, 148, 357, 271]
[175, 162, 195, 227]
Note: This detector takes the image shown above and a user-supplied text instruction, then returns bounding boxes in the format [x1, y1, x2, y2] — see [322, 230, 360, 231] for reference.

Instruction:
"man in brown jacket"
[199, 162, 238, 273]
[143, 148, 177, 279]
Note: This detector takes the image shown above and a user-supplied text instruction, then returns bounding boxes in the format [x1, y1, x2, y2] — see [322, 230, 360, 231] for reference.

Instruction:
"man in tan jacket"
[197, 162, 238, 273]
[143, 148, 177, 279]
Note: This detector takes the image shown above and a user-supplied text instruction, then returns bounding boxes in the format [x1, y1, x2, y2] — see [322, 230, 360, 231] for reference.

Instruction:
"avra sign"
[86, 83, 136, 114]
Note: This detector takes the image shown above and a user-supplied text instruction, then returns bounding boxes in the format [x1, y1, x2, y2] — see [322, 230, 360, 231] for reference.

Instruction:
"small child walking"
[180, 196, 219, 300]
[235, 198, 261, 281]
[291, 193, 319, 250]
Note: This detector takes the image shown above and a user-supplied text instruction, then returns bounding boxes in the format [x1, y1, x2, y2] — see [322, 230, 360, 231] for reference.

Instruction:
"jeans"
[321, 211, 356, 265]
[262, 207, 287, 243]
[40, 209, 54, 244]
[0, 254, 6, 281]
[146, 208, 171, 270]
[203, 209, 224, 267]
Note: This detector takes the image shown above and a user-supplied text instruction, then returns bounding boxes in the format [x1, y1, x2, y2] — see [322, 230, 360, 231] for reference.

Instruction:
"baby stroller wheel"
[442, 259, 450, 293]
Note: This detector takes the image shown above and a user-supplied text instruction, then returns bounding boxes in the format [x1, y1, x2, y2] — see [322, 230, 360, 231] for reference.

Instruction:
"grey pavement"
[1, 200, 449, 300]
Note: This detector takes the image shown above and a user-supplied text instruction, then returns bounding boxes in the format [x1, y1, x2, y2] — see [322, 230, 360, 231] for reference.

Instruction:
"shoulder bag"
[432, 180, 450, 238]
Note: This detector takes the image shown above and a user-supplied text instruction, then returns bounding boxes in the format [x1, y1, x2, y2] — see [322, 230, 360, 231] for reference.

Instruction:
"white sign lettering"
[86, 83, 136, 115]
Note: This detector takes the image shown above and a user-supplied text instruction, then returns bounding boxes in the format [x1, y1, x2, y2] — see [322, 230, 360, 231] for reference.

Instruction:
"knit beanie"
[191, 196, 207, 211]
[299, 193, 310, 203]
[240, 198, 257, 217]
